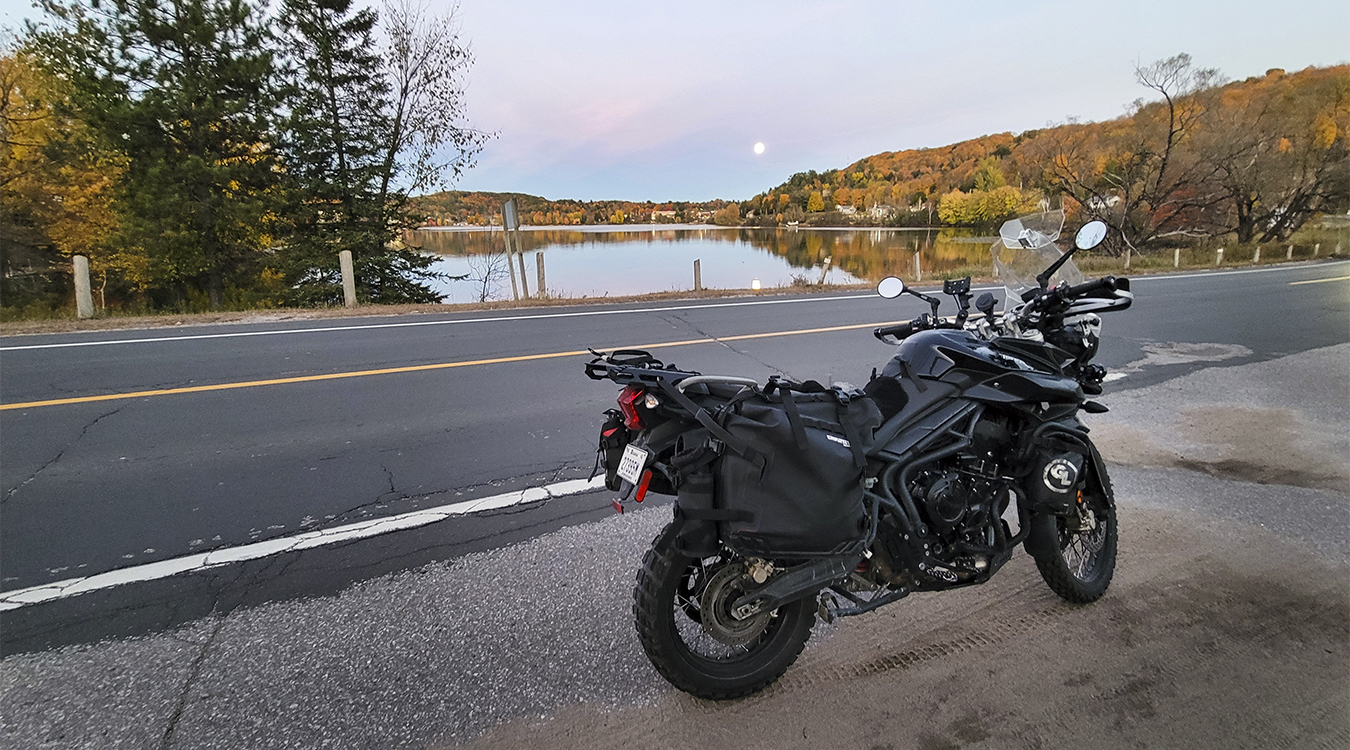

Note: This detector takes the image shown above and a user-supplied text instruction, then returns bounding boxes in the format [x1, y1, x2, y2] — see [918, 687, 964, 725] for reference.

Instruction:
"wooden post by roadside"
[517, 251, 530, 298]
[536, 252, 545, 298]
[913, 251, 922, 282]
[1124, 247, 1131, 269]
[1253, 246, 1261, 264]
[818, 256, 832, 285]
[693, 259, 702, 291]
[1287, 245, 1294, 260]
[339, 250, 356, 308]
[501, 200, 522, 300]
[503, 228, 520, 300]
[73, 255, 94, 319]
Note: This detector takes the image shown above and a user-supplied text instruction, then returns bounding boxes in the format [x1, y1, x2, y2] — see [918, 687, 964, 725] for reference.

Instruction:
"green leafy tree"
[278, 0, 426, 304]
[32, 0, 282, 309]
[274, 0, 489, 304]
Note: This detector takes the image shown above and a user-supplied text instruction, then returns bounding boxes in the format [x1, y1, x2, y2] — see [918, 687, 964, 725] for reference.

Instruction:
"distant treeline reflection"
[409, 227, 997, 282]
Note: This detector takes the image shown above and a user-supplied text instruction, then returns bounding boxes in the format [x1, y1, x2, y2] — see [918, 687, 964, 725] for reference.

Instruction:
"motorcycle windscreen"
[992, 215, 1084, 299]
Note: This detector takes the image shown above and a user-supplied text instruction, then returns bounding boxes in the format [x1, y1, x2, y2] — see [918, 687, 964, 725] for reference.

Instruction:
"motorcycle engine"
[911, 459, 1003, 549]
[874, 456, 1012, 588]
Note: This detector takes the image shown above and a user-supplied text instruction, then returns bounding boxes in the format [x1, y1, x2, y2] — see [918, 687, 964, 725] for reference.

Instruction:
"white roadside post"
[339, 250, 356, 307]
[73, 255, 94, 319]
[693, 259, 702, 291]
[913, 251, 922, 282]
[1174, 248, 1181, 267]
[1216, 247, 1224, 266]
[1253, 246, 1261, 264]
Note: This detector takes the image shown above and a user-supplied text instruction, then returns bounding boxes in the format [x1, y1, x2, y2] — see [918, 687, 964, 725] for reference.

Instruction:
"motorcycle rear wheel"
[1027, 466, 1117, 603]
[633, 522, 814, 700]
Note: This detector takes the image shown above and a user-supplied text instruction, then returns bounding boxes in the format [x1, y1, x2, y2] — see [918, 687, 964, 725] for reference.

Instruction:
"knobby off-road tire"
[1027, 464, 1118, 603]
[633, 522, 815, 700]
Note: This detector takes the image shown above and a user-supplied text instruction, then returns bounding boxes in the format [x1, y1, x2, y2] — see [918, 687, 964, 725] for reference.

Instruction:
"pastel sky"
[4, 0, 1347, 201]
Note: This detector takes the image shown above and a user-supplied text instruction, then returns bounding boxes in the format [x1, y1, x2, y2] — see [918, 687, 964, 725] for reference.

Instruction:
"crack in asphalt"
[662, 312, 789, 376]
[157, 608, 226, 750]
[157, 552, 306, 748]
[2, 405, 125, 503]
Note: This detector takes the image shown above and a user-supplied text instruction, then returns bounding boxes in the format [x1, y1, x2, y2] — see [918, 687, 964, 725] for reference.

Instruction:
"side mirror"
[877, 276, 906, 299]
[1075, 221, 1108, 250]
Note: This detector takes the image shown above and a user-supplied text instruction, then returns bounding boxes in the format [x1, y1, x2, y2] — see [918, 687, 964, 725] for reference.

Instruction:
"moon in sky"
[753, 142, 765, 155]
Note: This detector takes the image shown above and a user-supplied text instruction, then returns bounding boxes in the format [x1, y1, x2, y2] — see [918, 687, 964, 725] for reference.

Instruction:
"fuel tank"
[878, 330, 1083, 407]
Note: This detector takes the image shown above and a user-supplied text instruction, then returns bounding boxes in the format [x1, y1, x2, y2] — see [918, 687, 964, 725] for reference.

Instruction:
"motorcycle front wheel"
[633, 522, 814, 700]
[1026, 465, 1118, 603]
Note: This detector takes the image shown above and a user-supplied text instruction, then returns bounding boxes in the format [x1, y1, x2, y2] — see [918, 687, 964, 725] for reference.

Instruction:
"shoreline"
[2, 257, 1344, 338]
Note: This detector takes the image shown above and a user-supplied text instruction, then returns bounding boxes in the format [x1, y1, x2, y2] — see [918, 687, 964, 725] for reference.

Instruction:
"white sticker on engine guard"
[826, 435, 851, 448]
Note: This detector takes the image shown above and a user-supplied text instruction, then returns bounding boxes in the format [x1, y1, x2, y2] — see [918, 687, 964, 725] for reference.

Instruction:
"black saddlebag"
[595, 410, 631, 492]
[709, 380, 882, 558]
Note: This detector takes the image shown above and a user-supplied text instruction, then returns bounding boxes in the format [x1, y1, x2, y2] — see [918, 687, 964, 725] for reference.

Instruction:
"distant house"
[868, 204, 898, 219]
[651, 210, 677, 222]
[837, 205, 858, 216]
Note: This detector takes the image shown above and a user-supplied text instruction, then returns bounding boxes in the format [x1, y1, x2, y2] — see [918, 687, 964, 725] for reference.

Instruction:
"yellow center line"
[1289, 275, 1350, 286]
[0, 321, 889, 411]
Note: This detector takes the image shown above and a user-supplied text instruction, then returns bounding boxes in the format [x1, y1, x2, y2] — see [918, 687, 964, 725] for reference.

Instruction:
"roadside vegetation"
[2, 0, 488, 321]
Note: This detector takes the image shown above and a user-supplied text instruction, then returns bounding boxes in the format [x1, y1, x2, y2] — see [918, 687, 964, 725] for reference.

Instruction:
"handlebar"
[872, 321, 915, 341]
[1063, 275, 1117, 298]
[1025, 275, 1120, 315]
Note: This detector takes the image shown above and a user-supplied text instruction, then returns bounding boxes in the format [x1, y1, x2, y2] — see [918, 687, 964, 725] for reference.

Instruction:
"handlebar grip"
[873, 322, 915, 341]
[1064, 276, 1117, 299]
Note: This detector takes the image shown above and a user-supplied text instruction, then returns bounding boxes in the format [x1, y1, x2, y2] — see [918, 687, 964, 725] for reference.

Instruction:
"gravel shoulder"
[2, 345, 1347, 750]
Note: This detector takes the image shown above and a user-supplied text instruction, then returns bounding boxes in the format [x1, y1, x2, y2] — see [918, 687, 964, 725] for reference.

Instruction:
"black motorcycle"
[584, 211, 1133, 699]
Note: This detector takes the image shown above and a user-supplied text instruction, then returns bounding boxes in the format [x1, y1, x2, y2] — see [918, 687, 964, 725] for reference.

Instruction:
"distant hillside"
[410, 191, 736, 227]
[416, 62, 1348, 249]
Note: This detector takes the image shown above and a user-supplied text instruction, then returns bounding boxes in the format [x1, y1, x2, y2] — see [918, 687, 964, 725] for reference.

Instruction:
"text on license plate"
[617, 444, 649, 485]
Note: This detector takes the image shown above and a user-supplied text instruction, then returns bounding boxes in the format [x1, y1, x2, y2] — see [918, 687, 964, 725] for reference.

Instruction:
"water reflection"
[408, 226, 995, 303]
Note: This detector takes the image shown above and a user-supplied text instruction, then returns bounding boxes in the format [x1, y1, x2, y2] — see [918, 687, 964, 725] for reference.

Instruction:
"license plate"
[616, 444, 649, 485]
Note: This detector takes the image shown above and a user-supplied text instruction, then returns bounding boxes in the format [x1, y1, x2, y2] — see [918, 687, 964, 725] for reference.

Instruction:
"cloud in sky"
[4, 0, 1347, 201]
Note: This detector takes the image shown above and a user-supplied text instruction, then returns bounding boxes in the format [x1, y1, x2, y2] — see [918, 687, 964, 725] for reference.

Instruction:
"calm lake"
[408, 226, 997, 303]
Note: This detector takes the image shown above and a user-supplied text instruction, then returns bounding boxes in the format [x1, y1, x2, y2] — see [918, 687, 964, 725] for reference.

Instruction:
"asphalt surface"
[0, 341, 1345, 749]
[0, 260, 1347, 655]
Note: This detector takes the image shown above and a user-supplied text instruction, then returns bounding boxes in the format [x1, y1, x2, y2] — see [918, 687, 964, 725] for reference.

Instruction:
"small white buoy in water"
[751, 278, 761, 290]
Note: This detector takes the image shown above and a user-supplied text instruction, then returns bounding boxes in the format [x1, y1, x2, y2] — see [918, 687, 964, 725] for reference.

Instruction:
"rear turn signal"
[617, 385, 645, 430]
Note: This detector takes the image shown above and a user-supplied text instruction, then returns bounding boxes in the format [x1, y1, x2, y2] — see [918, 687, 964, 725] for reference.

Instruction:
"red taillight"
[617, 385, 644, 430]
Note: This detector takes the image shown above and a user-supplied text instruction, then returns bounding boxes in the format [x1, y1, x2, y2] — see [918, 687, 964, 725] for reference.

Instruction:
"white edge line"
[0, 294, 875, 351]
[0, 476, 607, 610]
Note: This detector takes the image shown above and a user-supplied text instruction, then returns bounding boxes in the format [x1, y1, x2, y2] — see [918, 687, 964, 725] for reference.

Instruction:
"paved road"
[1, 342, 1345, 750]
[1, 261, 1347, 652]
